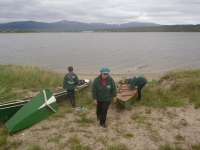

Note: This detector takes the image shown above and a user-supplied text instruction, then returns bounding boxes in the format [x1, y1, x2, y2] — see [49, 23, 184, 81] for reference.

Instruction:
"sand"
[77, 72, 163, 82]
[7, 104, 200, 150]
[7, 73, 200, 150]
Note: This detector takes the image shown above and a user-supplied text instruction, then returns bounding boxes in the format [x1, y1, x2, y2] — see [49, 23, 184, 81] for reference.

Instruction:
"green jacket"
[92, 75, 117, 102]
[63, 72, 79, 90]
[128, 76, 147, 90]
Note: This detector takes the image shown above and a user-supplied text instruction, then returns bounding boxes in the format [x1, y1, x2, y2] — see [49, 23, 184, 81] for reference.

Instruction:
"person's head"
[68, 66, 73, 72]
[100, 67, 110, 79]
[124, 79, 129, 84]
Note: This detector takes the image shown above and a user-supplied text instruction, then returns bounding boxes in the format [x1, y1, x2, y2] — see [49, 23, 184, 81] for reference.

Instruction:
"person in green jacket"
[63, 66, 79, 107]
[125, 76, 147, 102]
[92, 67, 117, 128]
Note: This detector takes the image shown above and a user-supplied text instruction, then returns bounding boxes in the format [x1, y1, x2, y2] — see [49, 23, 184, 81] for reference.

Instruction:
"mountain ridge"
[0, 20, 160, 31]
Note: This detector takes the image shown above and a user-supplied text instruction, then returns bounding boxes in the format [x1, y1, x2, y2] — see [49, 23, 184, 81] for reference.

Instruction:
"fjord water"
[0, 32, 200, 75]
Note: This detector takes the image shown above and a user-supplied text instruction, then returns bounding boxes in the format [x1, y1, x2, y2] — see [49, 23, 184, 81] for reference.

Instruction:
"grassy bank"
[0, 65, 200, 150]
[0, 64, 63, 103]
[140, 69, 200, 109]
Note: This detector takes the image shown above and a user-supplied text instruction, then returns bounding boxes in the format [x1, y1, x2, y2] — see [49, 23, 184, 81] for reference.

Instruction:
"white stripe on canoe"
[38, 96, 56, 110]
[0, 103, 26, 110]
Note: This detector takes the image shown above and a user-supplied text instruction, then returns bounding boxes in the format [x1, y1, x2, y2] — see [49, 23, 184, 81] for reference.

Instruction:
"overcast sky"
[1, 0, 200, 25]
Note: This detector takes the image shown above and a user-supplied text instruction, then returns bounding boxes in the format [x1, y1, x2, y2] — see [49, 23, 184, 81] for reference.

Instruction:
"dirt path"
[8, 103, 200, 150]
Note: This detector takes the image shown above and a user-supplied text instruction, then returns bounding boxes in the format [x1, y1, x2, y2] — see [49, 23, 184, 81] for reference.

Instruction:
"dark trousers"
[67, 89, 75, 107]
[96, 101, 111, 125]
[137, 82, 146, 100]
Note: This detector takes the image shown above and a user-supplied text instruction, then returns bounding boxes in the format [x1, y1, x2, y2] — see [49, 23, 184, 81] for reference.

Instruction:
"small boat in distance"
[0, 79, 91, 123]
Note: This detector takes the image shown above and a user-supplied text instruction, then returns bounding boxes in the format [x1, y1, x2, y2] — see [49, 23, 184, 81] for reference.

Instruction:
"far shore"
[77, 72, 163, 81]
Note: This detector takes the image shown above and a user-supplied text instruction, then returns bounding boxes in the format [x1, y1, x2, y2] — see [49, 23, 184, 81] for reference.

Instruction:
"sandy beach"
[7, 103, 200, 150]
[5, 71, 200, 150]
[77, 72, 163, 82]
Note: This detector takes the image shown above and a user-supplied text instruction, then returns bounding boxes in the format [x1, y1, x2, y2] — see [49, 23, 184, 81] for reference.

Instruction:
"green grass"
[27, 145, 42, 150]
[65, 134, 91, 150]
[47, 133, 64, 143]
[130, 113, 148, 124]
[107, 144, 129, 150]
[75, 84, 94, 109]
[158, 143, 185, 150]
[1, 65, 200, 149]
[41, 125, 50, 130]
[174, 134, 185, 141]
[122, 132, 134, 138]
[95, 136, 107, 145]
[191, 143, 200, 150]
[141, 69, 200, 109]
[0, 64, 63, 102]
[1, 65, 199, 108]
[0, 124, 22, 150]
[0, 124, 8, 147]
[74, 112, 94, 125]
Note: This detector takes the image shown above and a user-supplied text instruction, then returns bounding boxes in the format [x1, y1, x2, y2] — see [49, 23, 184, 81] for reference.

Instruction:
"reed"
[0, 64, 63, 102]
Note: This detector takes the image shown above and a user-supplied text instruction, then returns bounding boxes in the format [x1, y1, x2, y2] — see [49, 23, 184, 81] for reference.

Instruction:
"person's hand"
[94, 99, 98, 105]
[113, 97, 117, 103]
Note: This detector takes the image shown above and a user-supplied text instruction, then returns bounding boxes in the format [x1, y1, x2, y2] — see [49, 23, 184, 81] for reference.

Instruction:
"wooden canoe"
[116, 84, 137, 109]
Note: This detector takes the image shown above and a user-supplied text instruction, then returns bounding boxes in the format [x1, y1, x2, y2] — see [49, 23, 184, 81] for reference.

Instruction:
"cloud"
[0, 0, 200, 25]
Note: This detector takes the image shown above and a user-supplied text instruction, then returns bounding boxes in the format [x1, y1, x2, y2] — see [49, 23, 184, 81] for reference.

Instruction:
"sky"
[0, 0, 200, 25]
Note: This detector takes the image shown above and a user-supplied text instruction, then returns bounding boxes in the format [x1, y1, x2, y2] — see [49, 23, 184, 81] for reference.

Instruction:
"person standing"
[125, 76, 147, 102]
[92, 67, 117, 128]
[63, 66, 79, 107]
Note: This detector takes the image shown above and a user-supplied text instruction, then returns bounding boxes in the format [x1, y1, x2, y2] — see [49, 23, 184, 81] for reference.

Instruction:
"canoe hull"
[5, 89, 58, 134]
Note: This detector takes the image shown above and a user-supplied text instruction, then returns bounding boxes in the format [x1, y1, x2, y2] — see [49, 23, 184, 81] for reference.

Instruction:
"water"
[0, 32, 200, 74]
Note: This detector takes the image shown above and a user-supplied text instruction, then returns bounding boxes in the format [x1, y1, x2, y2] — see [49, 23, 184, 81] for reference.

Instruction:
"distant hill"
[98, 24, 200, 32]
[0, 21, 199, 32]
[0, 20, 159, 31]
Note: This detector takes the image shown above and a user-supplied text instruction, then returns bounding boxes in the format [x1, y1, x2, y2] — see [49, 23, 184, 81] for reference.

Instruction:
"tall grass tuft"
[0, 64, 64, 102]
[0, 124, 9, 149]
[142, 69, 200, 109]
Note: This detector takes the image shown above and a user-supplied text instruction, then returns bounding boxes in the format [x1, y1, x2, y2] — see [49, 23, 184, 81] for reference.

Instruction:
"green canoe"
[5, 89, 58, 134]
[0, 79, 92, 123]
[0, 98, 30, 123]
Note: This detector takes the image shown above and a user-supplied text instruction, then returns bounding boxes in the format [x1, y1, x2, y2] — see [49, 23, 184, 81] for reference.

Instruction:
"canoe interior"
[116, 84, 137, 109]
[0, 100, 30, 123]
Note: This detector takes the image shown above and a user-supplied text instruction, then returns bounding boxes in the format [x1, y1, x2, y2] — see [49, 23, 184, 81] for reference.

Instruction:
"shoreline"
[77, 72, 163, 81]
